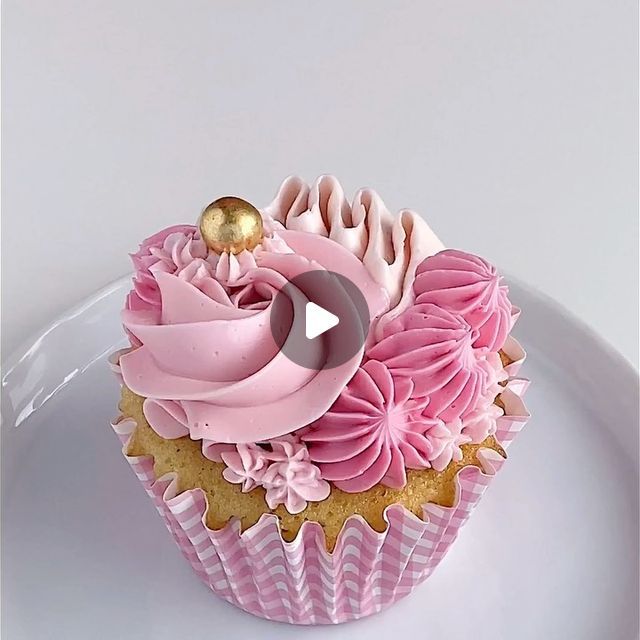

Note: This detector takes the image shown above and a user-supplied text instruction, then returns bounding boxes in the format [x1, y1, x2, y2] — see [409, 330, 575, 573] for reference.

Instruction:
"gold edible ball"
[199, 196, 264, 255]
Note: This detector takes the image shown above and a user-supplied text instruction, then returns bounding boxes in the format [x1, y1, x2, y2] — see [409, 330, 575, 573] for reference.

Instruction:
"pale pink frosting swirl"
[366, 302, 505, 422]
[413, 249, 514, 351]
[120, 225, 389, 444]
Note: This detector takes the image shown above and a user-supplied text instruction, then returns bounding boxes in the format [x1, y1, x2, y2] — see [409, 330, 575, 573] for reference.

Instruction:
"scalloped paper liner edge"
[110, 363, 529, 625]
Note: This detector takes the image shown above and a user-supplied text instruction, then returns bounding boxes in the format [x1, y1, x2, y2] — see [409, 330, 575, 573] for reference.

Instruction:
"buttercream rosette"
[111, 175, 529, 624]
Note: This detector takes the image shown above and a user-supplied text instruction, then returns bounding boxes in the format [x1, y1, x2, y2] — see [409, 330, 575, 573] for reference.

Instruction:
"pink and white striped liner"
[111, 342, 530, 625]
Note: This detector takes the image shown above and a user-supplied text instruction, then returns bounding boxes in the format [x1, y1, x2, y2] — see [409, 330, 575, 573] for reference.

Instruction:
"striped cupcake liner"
[111, 346, 529, 625]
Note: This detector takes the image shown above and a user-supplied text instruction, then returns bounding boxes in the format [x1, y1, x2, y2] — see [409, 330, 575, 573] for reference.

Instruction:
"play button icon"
[270, 270, 370, 371]
[305, 302, 339, 340]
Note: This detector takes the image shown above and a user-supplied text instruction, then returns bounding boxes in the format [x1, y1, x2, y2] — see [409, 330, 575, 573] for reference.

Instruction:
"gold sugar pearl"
[199, 196, 264, 255]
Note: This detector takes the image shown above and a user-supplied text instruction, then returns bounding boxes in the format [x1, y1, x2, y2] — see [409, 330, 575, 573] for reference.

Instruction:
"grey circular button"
[270, 270, 370, 370]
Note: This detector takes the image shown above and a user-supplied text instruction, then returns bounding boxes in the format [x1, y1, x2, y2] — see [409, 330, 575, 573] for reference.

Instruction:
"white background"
[2, 0, 638, 365]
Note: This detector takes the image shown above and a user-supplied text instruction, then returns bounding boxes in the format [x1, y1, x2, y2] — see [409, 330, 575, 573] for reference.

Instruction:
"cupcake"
[110, 175, 530, 624]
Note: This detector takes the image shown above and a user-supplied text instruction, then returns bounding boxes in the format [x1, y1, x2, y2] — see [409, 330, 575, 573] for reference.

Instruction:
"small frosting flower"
[303, 361, 432, 492]
[413, 249, 514, 351]
[417, 397, 504, 472]
[422, 417, 471, 472]
[461, 401, 504, 443]
[220, 444, 270, 492]
[218, 436, 329, 514]
[260, 438, 330, 514]
[367, 303, 503, 421]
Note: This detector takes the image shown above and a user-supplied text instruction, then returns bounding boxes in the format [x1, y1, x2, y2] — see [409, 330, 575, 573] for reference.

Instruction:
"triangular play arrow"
[305, 302, 340, 340]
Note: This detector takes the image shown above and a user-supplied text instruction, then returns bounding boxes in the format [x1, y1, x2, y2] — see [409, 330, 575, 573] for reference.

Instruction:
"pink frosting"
[128, 225, 209, 313]
[261, 438, 330, 513]
[302, 361, 430, 492]
[264, 175, 446, 338]
[415, 400, 504, 472]
[127, 224, 270, 317]
[116, 178, 519, 499]
[302, 358, 506, 491]
[422, 418, 471, 472]
[220, 444, 270, 493]
[461, 402, 503, 443]
[120, 225, 389, 444]
[366, 302, 505, 422]
[220, 437, 330, 514]
[413, 249, 514, 351]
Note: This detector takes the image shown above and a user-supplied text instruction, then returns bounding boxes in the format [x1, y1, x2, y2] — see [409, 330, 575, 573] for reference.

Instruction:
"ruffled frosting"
[414, 249, 515, 351]
[264, 175, 445, 336]
[120, 222, 389, 444]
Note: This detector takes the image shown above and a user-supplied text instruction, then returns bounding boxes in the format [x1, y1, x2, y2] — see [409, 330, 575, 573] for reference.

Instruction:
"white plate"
[2, 276, 639, 640]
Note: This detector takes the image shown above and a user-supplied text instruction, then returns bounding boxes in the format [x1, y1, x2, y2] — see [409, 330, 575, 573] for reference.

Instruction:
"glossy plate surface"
[2, 276, 638, 639]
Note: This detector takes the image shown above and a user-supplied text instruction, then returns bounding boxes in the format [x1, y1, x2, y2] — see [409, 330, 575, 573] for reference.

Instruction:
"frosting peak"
[414, 249, 514, 351]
